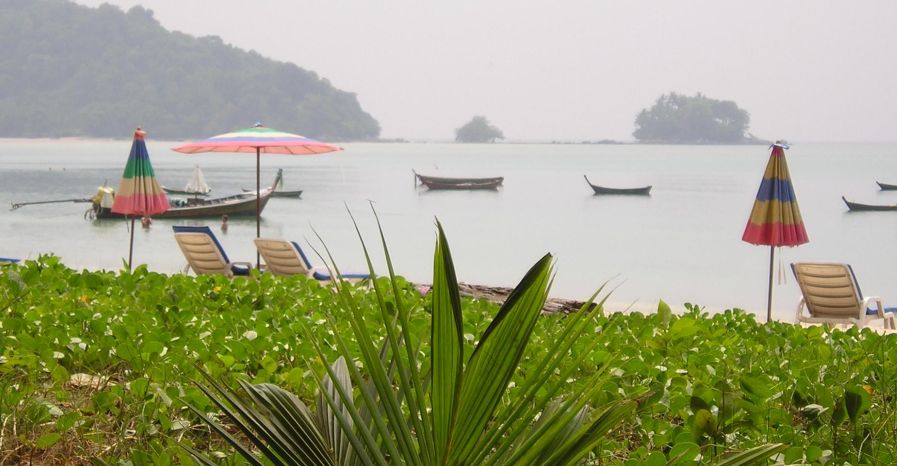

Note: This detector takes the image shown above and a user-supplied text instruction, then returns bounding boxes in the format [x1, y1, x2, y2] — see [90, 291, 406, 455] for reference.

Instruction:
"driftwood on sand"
[456, 282, 592, 314]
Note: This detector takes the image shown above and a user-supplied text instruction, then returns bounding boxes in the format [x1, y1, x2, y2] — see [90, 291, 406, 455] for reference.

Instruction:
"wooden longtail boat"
[876, 181, 897, 191]
[161, 166, 211, 196]
[243, 169, 302, 198]
[92, 188, 274, 219]
[583, 175, 652, 195]
[414, 171, 504, 190]
[842, 196, 897, 212]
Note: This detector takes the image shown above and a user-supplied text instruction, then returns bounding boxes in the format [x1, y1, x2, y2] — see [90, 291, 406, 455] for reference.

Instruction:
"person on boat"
[221, 215, 229, 233]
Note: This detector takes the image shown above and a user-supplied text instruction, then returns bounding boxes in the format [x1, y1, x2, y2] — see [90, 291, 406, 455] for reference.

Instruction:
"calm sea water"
[2, 139, 896, 320]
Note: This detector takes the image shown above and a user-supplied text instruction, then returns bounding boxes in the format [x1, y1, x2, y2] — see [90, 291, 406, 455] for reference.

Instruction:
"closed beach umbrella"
[111, 128, 171, 270]
[171, 123, 342, 265]
[742, 142, 809, 322]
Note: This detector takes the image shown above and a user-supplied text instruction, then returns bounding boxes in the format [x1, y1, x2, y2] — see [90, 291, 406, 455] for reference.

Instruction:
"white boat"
[162, 165, 211, 196]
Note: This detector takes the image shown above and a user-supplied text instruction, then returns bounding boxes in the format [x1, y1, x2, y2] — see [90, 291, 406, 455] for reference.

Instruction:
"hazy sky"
[76, 0, 897, 142]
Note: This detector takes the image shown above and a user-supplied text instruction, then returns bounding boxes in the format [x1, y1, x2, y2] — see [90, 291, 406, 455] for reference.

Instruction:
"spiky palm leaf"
[185, 213, 785, 466]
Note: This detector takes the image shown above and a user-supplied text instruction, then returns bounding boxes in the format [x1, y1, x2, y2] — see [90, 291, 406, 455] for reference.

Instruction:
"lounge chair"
[791, 262, 897, 329]
[254, 238, 370, 282]
[172, 226, 252, 277]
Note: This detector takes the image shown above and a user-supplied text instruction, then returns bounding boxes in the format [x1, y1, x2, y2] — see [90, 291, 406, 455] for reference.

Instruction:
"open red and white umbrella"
[172, 123, 342, 264]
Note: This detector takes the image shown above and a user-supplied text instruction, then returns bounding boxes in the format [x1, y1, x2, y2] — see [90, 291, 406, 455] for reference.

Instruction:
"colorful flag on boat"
[742, 143, 808, 246]
[111, 128, 170, 217]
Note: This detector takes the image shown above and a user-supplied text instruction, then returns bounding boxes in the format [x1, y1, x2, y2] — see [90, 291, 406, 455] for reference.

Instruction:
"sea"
[2, 139, 896, 321]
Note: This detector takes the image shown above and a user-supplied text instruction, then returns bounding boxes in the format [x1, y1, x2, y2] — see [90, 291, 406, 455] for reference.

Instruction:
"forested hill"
[0, 0, 380, 140]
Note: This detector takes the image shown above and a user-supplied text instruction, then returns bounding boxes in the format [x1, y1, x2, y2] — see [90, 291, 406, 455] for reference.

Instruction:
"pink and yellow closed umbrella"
[111, 128, 170, 270]
[172, 123, 342, 264]
[742, 142, 809, 322]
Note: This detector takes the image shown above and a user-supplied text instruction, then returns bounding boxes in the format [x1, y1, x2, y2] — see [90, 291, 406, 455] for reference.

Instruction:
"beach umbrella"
[171, 123, 342, 265]
[742, 142, 809, 322]
[111, 128, 171, 270]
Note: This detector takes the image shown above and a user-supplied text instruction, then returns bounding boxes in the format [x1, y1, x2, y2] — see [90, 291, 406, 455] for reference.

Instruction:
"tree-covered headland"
[633, 92, 762, 144]
[0, 0, 380, 140]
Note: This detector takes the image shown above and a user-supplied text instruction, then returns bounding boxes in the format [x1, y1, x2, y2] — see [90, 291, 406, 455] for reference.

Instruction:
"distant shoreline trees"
[455, 116, 504, 143]
[633, 92, 761, 144]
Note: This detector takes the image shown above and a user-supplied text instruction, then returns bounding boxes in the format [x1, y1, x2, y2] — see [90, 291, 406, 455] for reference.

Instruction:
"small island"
[633, 92, 766, 144]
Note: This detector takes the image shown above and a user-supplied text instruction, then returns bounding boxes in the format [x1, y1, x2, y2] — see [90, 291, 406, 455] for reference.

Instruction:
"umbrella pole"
[766, 246, 774, 323]
[256, 148, 261, 268]
[128, 217, 135, 272]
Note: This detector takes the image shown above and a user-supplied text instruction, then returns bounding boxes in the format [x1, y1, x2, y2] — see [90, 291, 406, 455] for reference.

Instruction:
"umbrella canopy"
[742, 143, 809, 246]
[171, 123, 342, 266]
[112, 128, 170, 270]
[172, 124, 342, 155]
[742, 142, 808, 322]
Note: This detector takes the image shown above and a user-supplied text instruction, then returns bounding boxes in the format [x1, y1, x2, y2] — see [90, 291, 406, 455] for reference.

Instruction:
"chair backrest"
[254, 238, 313, 277]
[791, 262, 863, 318]
[173, 226, 232, 276]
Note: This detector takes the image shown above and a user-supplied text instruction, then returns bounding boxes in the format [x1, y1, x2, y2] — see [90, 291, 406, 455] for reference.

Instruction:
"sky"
[75, 0, 897, 142]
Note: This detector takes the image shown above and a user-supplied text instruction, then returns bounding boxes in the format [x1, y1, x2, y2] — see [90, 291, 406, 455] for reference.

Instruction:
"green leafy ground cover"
[1, 256, 895, 464]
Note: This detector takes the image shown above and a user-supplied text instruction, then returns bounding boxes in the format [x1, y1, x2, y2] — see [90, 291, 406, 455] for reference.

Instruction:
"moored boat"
[842, 196, 897, 212]
[243, 168, 302, 198]
[583, 175, 651, 195]
[414, 171, 504, 190]
[90, 188, 273, 219]
[162, 165, 211, 196]
[876, 181, 897, 191]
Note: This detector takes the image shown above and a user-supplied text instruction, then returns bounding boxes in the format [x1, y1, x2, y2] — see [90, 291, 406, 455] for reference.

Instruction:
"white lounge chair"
[254, 238, 369, 282]
[173, 226, 252, 277]
[791, 262, 896, 329]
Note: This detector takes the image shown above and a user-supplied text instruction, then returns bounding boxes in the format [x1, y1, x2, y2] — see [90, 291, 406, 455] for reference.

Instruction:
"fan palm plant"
[184, 214, 786, 465]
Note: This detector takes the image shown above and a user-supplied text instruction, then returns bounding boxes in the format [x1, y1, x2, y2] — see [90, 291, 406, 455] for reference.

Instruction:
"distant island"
[633, 92, 766, 144]
[455, 116, 504, 143]
[0, 0, 380, 141]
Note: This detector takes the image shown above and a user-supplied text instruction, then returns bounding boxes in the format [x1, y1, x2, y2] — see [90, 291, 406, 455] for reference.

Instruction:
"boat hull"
[162, 186, 210, 196]
[244, 188, 303, 198]
[94, 190, 272, 219]
[415, 171, 504, 190]
[842, 196, 897, 212]
[876, 181, 897, 191]
[584, 175, 651, 195]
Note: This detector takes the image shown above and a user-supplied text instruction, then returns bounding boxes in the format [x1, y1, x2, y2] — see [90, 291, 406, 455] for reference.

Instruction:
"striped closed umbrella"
[172, 123, 342, 266]
[742, 142, 808, 322]
[111, 128, 170, 270]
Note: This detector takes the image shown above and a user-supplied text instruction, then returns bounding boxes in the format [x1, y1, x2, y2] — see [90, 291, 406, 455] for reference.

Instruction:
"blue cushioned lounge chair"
[791, 262, 897, 329]
[173, 226, 251, 277]
[254, 238, 370, 282]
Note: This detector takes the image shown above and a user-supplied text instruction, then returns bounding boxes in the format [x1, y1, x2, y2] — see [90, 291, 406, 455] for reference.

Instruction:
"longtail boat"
[243, 169, 302, 198]
[90, 188, 273, 219]
[842, 196, 897, 212]
[876, 181, 897, 191]
[162, 165, 211, 196]
[583, 175, 651, 195]
[414, 170, 504, 190]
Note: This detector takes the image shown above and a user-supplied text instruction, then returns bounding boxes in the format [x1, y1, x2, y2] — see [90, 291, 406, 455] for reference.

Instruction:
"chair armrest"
[862, 296, 884, 317]
[795, 295, 806, 322]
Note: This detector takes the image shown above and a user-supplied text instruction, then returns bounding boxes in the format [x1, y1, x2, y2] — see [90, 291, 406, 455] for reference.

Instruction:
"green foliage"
[633, 92, 753, 144]
[189, 218, 637, 465]
[455, 115, 504, 143]
[0, 0, 380, 140]
[2, 253, 896, 463]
